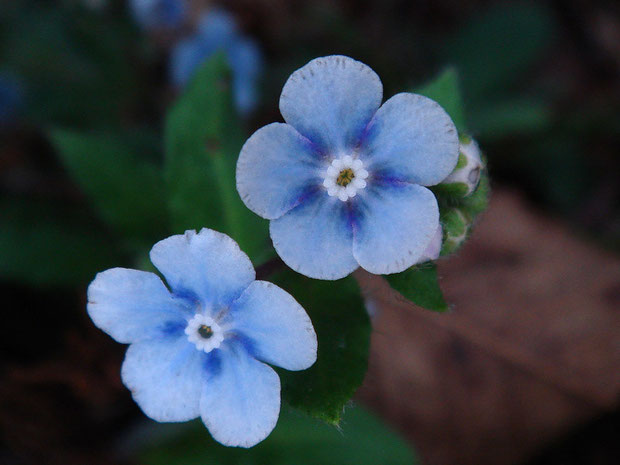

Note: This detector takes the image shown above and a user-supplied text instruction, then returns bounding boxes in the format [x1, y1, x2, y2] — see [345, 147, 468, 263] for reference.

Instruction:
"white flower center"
[322, 155, 369, 202]
[185, 314, 225, 353]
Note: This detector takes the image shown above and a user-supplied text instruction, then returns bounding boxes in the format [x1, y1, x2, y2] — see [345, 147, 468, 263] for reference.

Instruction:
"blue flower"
[0, 72, 22, 125]
[87, 229, 317, 447]
[170, 9, 262, 115]
[130, 0, 186, 30]
[236, 55, 459, 280]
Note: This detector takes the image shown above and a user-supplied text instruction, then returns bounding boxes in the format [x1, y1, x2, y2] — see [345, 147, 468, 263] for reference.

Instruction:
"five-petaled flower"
[87, 228, 317, 448]
[236, 55, 459, 280]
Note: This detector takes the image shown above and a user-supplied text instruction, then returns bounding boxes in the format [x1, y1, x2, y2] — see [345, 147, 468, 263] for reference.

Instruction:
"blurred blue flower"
[170, 9, 263, 115]
[87, 228, 317, 448]
[130, 0, 186, 30]
[0, 72, 22, 125]
[236, 56, 458, 280]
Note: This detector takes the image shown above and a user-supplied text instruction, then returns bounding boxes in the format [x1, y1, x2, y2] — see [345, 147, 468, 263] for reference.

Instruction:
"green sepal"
[438, 171, 491, 256]
[432, 182, 470, 199]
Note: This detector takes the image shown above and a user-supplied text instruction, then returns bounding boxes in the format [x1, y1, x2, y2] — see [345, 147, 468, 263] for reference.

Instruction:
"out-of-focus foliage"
[0, 1, 141, 128]
[164, 55, 269, 263]
[141, 406, 417, 465]
[415, 67, 466, 132]
[50, 130, 168, 250]
[0, 198, 121, 286]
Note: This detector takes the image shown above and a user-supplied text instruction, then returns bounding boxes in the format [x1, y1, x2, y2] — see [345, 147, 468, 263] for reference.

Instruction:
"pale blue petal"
[362, 93, 459, 186]
[150, 229, 255, 309]
[270, 195, 358, 280]
[229, 37, 262, 115]
[227, 281, 317, 370]
[200, 344, 280, 448]
[87, 268, 190, 344]
[352, 183, 439, 274]
[196, 8, 238, 39]
[237, 123, 322, 220]
[169, 37, 205, 88]
[169, 10, 237, 89]
[279, 55, 382, 153]
[130, 0, 186, 29]
[121, 336, 204, 422]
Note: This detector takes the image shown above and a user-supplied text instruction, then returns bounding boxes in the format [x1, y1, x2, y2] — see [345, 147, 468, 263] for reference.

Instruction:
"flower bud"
[440, 208, 470, 256]
[440, 135, 483, 197]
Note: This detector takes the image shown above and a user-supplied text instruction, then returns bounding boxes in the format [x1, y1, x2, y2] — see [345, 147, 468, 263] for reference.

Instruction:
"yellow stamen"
[336, 168, 355, 187]
[198, 325, 214, 339]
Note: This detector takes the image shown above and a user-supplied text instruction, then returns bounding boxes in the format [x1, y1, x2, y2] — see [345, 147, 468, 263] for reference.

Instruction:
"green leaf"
[272, 271, 371, 424]
[140, 405, 417, 465]
[0, 199, 122, 287]
[415, 67, 466, 131]
[2, 4, 140, 127]
[50, 129, 168, 249]
[468, 98, 552, 140]
[164, 54, 269, 262]
[385, 263, 448, 312]
[446, 2, 555, 99]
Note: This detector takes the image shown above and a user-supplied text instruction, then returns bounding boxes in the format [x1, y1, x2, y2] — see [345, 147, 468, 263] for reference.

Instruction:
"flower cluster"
[87, 55, 473, 449]
[237, 55, 459, 280]
[87, 229, 317, 447]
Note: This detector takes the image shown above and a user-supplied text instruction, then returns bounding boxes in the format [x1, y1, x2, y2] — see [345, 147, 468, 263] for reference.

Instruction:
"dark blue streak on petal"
[230, 331, 259, 360]
[203, 350, 222, 380]
[159, 320, 186, 338]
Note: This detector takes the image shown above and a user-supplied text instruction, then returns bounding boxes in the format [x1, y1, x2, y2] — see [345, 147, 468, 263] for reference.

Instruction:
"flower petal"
[229, 36, 262, 115]
[279, 55, 382, 153]
[87, 268, 189, 344]
[353, 183, 439, 274]
[169, 37, 203, 88]
[227, 281, 317, 370]
[200, 345, 280, 448]
[270, 195, 358, 280]
[363, 93, 459, 186]
[121, 336, 204, 422]
[416, 224, 443, 263]
[237, 123, 322, 220]
[150, 229, 255, 309]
